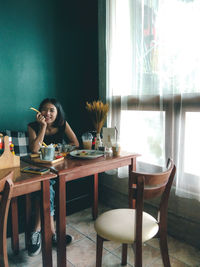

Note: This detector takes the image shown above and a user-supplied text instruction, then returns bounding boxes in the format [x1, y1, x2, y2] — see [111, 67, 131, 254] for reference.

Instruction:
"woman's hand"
[36, 112, 47, 127]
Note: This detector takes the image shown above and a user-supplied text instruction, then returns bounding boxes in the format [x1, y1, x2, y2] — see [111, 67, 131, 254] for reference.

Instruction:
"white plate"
[70, 149, 104, 159]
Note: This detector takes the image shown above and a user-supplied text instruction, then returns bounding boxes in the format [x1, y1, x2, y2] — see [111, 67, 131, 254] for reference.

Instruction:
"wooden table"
[50, 152, 140, 267]
[0, 162, 57, 267]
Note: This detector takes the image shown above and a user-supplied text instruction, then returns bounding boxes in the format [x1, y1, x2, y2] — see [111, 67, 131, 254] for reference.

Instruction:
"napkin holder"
[0, 136, 20, 169]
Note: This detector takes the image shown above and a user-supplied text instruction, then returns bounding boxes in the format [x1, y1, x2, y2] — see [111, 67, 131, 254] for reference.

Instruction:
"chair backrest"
[129, 158, 176, 229]
[0, 171, 14, 267]
[129, 159, 176, 257]
[130, 158, 175, 202]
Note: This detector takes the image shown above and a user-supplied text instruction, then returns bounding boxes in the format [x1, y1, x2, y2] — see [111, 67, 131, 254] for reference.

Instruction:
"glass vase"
[95, 133, 102, 150]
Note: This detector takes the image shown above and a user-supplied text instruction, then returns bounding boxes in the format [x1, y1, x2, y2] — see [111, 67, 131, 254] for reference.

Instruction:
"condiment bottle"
[10, 143, 15, 155]
[0, 134, 3, 150]
[92, 137, 96, 150]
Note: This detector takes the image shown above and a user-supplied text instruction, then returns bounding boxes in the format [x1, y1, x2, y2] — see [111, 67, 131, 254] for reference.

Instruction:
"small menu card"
[102, 127, 115, 147]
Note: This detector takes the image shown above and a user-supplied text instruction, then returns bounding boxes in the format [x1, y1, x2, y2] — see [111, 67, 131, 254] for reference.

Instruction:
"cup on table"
[62, 144, 76, 153]
[40, 146, 55, 161]
[82, 132, 93, 150]
[57, 143, 63, 153]
[112, 142, 121, 157]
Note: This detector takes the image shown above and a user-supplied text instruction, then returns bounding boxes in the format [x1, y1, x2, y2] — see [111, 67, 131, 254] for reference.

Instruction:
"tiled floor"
[7, 204, 200, 267]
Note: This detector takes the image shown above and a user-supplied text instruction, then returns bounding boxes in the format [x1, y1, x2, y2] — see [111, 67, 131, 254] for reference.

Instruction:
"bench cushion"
[5, 130, 30, 156]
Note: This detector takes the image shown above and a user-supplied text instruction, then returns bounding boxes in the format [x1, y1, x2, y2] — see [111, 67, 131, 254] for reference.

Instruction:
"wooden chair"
[94, 159, 176, 267]
[0, 171, 14, 267]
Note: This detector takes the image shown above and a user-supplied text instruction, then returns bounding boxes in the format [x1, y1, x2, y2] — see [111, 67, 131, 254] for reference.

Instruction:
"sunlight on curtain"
[106, 0, 200, 200]
[120, 110, 165, 166]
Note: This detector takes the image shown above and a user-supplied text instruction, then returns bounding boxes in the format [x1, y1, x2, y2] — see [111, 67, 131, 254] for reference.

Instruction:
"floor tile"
[146, 236, 200, 266]
[112, 243, 160, 267]
[101, 252, 132, 267]
[67, 208, 96, 236]
[66, 224, 86, 242]
[66, 237, 107, 267]
[168, 240, 200, 266]
[88, 233, 121, 253]
[7, 205, 200, 267]
[152, 256, 191, 267]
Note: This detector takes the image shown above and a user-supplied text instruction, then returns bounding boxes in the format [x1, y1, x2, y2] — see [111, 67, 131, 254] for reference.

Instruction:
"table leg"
[92, 173, 98, 220]
[10, 197, 19, 254]
[25, 194, 31, 249]
[56, 175, 66, 267]
[129, 158, 137, 209]
[41, 180, 52, 267]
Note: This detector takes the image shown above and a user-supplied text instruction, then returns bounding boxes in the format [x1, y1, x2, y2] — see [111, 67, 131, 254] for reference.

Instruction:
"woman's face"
[40, 103, 58, 125]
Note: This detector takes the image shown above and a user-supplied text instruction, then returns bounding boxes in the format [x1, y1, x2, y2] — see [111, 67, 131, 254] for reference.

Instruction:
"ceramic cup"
[40, 146, 55, 161]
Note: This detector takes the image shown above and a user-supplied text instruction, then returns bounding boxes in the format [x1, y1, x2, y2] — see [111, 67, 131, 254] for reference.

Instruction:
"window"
[106, 0, 200, 200]
[121, 110, 165, 166]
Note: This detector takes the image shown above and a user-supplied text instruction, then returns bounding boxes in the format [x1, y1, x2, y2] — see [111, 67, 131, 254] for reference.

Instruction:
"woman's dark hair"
[39, 98, 65, 127]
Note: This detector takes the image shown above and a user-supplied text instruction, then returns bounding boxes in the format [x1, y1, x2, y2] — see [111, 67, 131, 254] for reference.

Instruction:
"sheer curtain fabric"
[106, 0, 200, 201]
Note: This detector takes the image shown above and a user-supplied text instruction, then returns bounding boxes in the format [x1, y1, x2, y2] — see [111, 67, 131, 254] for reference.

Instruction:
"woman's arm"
[64, 121, 79, 147]
[28, 113, 47, 153]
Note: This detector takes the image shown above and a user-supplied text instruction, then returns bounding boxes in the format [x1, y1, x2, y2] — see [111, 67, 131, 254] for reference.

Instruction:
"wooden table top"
[28, 151, 141, 181]
[0, 161, 57, 197]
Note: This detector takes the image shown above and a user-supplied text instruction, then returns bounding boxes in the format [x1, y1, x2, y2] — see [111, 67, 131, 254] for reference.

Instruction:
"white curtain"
[106, 0, 200, 201]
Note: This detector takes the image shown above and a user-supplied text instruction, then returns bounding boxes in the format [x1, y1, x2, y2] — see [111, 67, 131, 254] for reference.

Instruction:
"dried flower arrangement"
[86, 101, 109, 133]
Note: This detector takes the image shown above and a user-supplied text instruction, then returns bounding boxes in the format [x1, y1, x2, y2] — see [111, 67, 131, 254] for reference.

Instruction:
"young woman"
[28, 98, 79, 256]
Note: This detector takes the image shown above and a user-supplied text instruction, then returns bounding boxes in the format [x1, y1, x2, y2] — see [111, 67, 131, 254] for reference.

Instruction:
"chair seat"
[94, 209, 159, 243]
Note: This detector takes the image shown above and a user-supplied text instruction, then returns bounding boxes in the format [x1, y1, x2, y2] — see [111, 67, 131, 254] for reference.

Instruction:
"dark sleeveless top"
[28, 121, 67, 145]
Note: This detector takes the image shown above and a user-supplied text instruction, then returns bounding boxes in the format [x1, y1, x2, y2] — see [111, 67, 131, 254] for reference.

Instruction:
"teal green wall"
[54, 1, 99, 137]
[0, 0, 98, 138]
